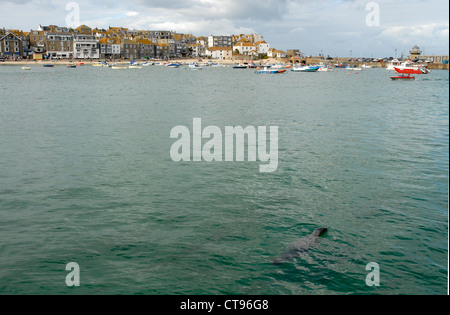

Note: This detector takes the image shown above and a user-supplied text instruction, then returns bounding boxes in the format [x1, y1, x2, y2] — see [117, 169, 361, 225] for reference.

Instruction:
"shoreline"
[1, 58, 448, 70]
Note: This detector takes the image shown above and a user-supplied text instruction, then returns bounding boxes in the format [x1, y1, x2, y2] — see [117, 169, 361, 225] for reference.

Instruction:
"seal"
[272, 228, 328, 265]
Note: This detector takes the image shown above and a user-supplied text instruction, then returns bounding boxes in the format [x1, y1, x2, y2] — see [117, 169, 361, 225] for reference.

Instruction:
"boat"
[386, 58, 401, 70]
[390, 74, 415, 80]
[394, 67, 421, 74]
[76, 62, 85, 66]
[66, 65, 76, 68]
[129, 65, 142, 69]
[43, 64, 54, 68]
[362, 64, 374, 69]
[142, 62, 154, 66]
[255, 66, 286, 74]
[346, 66, 362, 71]
[112, 65, 127, 70]
[189, 63, 203, 70]
[317, 64, 332, 72]
[334, 63, 346, 68]
[394, 60, 430, 74]
[92, 63, 103, 67]
[22, 66, 31, 70]
[167, 63, 180, 68]
[291, 66, 320, 72]
[270, 63, 285, 69]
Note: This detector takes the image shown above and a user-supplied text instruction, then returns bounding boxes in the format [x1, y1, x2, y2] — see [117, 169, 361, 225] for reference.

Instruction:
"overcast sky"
[1, 0, 448, 57]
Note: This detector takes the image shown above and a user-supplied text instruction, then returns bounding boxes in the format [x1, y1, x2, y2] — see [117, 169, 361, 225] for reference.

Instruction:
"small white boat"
[346, 66, 362, 71]
[386, 58, 401, 70]
[112, 65, 127, 70]
[142, 62, 154, 66]
[189, 63, 203, 70]
[362, 64, 374, 69]
[22, 67, 31, 70]
[317, 65, 332, 72]
[129, 65, 142, 69]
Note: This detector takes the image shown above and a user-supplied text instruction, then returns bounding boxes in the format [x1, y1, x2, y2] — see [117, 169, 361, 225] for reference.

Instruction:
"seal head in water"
[272, 228, 328, 265]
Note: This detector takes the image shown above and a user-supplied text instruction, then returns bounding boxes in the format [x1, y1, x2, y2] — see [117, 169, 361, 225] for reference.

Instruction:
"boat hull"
[292, 66, 319, 72]
[390, 75, 415, 80]
[255, 69, 286, 74]
[394, 67, 422, 74]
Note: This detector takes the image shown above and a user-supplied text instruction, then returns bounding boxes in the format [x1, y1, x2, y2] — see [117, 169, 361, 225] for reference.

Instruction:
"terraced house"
[74, 35, 100, 59]
[0, 31, 30, 59]
[46, 32, 74, 59]
[99, 37, 121, 59]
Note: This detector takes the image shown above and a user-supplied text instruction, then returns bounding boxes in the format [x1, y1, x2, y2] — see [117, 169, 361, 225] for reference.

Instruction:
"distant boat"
[362, 64, 374, 69]
[394, 67, 422, 74]
[167, 63, 180, 68]
[129, 65, 142, 69]
[189, 63, 203, 70]
[255, 66, 286, 74]
[390, 74, 415, 80]
[292, 66, 320, 72]
[66, 65, 76, 68]
[43, 64, 54, 68]
[142, 62, 154, 66]
[76, 62, 85, 66]
[334, 63, 346, 68]
[346, 66, 362, 71]
[317, 64, 332, 72]
[112, 65, 127, 70]
[22, 67, 31, 70]
[233, 64, 248, 69]
[386, 58, 401, 70]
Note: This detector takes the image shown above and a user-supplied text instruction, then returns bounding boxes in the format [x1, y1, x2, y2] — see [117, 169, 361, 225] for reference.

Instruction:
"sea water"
[0, 64, 448, 294]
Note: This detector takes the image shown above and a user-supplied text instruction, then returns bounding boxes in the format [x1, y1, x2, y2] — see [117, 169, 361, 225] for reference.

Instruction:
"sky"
[0, 0, 448, 57]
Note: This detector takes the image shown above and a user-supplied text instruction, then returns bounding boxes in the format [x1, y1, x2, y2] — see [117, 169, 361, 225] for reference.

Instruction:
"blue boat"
[291, 66, 320, 72]
[43, 64, 54, 68]
[255, 66, 286, 74]
[167, 63, 180, 68]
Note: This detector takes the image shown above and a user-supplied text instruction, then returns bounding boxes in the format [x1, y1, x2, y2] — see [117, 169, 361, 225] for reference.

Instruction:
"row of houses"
[0, 25, 289, 60]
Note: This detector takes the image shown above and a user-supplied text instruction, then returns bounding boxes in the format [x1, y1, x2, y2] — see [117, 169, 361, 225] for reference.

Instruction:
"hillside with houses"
[0, 24, 300, 61]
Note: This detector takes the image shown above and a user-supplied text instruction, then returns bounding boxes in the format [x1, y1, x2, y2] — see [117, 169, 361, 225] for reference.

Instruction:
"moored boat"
[22, 66, 31, 70]
[66, 64, 76, 68]
[390, 74, 415, 80]
[233, 64, 248, 69]
[291, 65, 320, 72]
[386, 58, 401, 70]
[43, 64, 54, 68]
[189, 63, 203, 70]
[112, 65, 127, 70]
[167, 63, 180, 68]
[255, 66, 286, 74]
[129, 65, 142, 69]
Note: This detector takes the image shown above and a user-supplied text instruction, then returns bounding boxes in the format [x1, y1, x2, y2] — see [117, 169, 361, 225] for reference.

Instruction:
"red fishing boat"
[390, 74, 415, 80]
[394, 67, 422, 74]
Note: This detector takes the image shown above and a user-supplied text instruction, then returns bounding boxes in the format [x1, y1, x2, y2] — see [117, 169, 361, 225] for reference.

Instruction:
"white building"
[206, 47, 233, 60]
[255, 41, 270, 55]
[233, 42, 256, 55]
[73, 35, 100, 59]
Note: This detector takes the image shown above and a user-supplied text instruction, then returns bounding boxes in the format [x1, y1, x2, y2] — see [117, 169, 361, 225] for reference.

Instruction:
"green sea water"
[0, 64, 448, 295]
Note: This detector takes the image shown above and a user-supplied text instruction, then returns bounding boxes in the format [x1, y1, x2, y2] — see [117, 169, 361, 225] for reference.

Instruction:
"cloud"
[0, 0, 448, 56]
